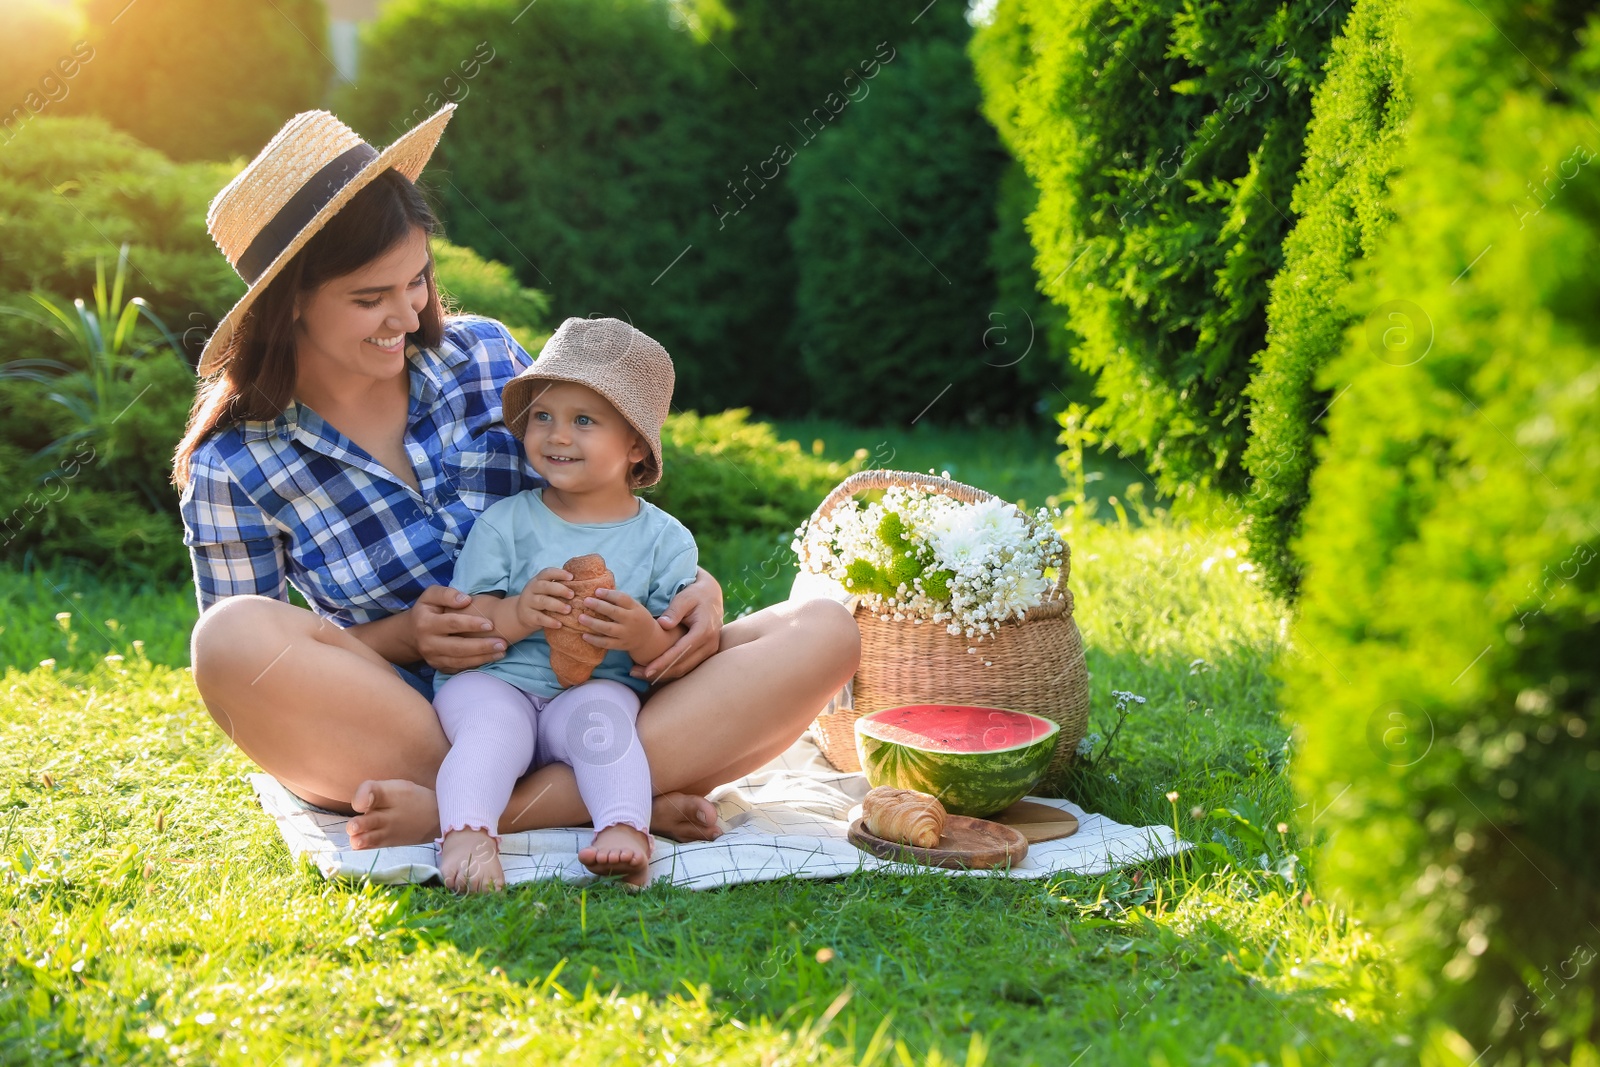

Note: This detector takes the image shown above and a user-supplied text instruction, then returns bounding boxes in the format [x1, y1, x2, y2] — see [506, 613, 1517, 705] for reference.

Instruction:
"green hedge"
[976, 0, 1350, 495]
[786, 35, 1015, 422]
[1241, 0, 1409, 599]
[690, 0, 979, 417]
[1286, 0, 1600, 1056]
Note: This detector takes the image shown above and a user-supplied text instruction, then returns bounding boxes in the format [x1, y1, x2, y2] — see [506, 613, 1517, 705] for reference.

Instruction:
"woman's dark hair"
[172, 168, 446, 487]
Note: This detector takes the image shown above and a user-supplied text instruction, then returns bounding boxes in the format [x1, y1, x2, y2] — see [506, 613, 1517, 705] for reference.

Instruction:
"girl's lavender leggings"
[430, 670, 651, 848]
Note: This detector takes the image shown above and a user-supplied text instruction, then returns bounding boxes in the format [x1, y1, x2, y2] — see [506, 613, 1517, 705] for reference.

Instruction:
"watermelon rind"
[854, 705, 1059, 817]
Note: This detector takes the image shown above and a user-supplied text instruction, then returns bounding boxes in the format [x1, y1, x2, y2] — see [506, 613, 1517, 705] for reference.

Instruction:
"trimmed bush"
[0, 116, 242, 358]
[1242, 0, 1409, 599]
[979, 0, 1350, 494]
[786, 35, 1015, 422]
[67, 0, 329, 162]
[432, 241, 552, 354]
[970, 1, 1085, 404]
[1286, 0, 1600, 1056]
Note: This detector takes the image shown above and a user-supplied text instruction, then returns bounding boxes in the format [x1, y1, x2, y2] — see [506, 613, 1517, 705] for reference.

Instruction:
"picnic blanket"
[247, 726, 1190, 890]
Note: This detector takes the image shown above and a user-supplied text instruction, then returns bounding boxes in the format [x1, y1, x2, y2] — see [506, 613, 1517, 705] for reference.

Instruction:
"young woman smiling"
[174, 105, 860, 852]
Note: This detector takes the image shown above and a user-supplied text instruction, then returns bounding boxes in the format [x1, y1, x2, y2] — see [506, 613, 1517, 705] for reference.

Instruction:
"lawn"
[0, 425, 1406, 1065]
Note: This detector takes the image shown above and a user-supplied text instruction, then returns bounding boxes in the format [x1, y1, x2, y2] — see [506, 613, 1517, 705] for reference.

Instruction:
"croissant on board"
[544, 553, 614, 688]
[862, 786, 947, 848]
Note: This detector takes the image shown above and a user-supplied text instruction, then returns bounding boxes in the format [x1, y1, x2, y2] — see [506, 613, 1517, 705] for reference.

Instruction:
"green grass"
[0, 499, 1407, 1064]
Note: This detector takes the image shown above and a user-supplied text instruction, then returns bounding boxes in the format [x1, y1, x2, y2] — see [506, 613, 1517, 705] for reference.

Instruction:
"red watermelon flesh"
[854, 705, 1059, 817]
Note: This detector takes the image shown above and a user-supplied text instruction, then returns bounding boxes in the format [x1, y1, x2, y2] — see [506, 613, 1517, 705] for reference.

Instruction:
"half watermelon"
[854, 705, 1059, 817]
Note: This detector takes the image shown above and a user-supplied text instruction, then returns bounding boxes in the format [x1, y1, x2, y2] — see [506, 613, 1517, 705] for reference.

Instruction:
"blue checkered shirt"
[179, 315, 547, 630]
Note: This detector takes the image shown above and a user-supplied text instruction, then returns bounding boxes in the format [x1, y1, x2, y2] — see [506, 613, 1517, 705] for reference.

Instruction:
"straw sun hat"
[197, 103, 457, 376]
[501, 317, 676, 488]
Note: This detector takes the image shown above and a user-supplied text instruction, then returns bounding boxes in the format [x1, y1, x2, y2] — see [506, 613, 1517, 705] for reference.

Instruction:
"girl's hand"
[631, 568, 723, 684]
[575, 588, 661, 656]
[409, 584, 505, 672]
[514, 566, 576, 632]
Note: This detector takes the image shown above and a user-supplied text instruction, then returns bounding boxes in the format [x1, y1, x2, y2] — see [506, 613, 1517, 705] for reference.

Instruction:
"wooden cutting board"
[991, 799, 1080, 844]
[847, 814, 1029, 870]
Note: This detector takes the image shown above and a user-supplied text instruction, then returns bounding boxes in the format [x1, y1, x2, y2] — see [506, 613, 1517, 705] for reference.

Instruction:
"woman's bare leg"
[194, 595, 860, 846]
[190, 596, 696, 841]
[346, 596, 860, 844]
[190, 595, 450, 814]
[349, 595, 860, 844]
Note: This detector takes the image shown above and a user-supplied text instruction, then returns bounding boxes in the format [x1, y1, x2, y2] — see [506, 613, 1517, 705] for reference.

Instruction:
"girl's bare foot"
[439, 827, 504, 893]
[347, 781, 721, 848]
[651, 792, 722, 842]
[579, 823, 653, 887]
[347, 778, 441, 850]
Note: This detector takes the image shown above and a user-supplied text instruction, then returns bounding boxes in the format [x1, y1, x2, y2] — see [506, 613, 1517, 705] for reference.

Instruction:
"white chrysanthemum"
[791, 485, 1066, 634]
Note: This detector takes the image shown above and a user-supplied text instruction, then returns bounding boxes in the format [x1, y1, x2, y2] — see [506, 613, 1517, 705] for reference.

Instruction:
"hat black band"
[235, 143, 380, 285]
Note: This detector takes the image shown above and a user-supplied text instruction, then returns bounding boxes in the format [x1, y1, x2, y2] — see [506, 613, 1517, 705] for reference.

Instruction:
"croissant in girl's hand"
[545, 553, 614, 687]
[862, 786, 947, 848]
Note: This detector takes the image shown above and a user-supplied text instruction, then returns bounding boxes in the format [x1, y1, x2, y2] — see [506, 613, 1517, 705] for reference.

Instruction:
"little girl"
[430, 316, 701, 892]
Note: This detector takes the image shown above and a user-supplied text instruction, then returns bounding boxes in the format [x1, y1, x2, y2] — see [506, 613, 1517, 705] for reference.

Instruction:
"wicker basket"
[805, 469, 1090, 777]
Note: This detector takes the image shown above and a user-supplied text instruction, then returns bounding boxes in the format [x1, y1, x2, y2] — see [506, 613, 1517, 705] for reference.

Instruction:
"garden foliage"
[1242, 0, 1410, 598]
[347, 0, 1016, 420]
[786, 36, 1015, 422]
[975, 0, 1351, 495]
[1286, 0, 1600, 1056]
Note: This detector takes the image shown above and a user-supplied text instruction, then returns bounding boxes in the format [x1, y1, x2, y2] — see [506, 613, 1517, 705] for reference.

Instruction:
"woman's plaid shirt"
[179, 315, 547, 627]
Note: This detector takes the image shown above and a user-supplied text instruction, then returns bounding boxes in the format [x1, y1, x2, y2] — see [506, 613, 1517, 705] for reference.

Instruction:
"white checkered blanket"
[247, 727, 1189, 890]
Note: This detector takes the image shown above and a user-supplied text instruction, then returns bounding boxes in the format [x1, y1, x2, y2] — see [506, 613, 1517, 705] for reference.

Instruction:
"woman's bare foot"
[651, 792, 722, 842]
[579, 823, 653, 887]
[347, 778, 440, 850]
[439, 827, 504, 893]
[347, 780, 721, 848]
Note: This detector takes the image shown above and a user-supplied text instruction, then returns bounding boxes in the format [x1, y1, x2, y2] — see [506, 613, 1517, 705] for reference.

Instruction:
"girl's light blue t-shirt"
[435, 488, 699, 699]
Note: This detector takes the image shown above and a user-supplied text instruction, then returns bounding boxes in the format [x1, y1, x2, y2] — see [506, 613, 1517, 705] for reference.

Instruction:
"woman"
[176, 104, 860, 854]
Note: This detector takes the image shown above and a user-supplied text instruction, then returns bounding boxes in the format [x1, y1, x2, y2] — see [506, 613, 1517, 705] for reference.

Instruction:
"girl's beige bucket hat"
[197, 103, 456, 376]
[502, 317, 675, 488]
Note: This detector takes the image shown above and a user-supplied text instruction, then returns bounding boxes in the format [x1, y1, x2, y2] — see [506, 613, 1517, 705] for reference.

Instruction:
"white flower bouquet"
[791, 480, 1068, 646]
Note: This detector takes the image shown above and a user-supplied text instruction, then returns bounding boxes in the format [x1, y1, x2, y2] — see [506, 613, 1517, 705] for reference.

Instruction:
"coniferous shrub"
[979, 0, 1351, 494]
[1286, 0, 1600, 1055]
[1242, 0, 1410, 599]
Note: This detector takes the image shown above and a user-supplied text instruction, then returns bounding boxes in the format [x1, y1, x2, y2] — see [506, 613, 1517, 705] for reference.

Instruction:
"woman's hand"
[408, 584, 507, 672]
[630, 566, 723, 685]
